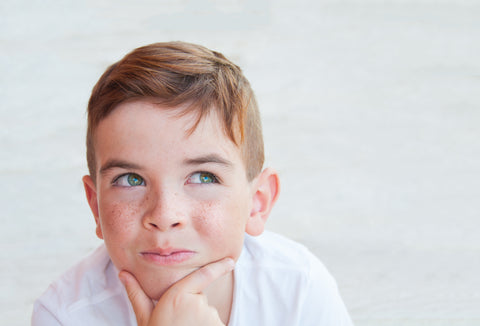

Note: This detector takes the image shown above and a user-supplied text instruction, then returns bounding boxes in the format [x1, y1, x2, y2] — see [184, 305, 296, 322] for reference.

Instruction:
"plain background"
[1, 1, 479, 325]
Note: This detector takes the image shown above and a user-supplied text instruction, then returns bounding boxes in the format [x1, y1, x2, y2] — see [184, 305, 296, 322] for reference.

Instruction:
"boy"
[32, 41, 353, 325]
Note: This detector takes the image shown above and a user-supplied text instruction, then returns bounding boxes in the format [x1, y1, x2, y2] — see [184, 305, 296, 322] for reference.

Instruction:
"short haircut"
[86, 41, 264, 181]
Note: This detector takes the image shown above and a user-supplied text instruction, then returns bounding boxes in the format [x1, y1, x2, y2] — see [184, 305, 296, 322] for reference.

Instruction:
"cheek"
[193, 202, 225, 238]
[99, 201, 141, 239]
[193, 196, 250, 254]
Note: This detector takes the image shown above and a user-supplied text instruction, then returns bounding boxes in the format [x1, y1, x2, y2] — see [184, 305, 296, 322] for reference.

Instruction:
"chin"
[144, 284, 171, 301]
[139, 268, 195, 300]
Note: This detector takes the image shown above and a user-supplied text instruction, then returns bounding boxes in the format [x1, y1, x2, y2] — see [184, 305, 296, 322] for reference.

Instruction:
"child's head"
[82, 42, 279, 300]
[86, 41, 264, 183]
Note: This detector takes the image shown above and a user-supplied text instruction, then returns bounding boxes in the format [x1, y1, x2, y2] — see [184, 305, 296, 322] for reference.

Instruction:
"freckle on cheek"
[104, 203, 139, 232]
[195, 203, 225, 239]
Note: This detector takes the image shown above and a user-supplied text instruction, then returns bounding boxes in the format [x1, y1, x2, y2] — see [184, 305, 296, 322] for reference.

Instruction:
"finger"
[173, 257, 235, 295]
[119, 271, 154, 326]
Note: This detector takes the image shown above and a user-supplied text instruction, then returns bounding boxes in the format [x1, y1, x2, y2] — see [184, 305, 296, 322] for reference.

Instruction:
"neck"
[203, 270, 234, 325]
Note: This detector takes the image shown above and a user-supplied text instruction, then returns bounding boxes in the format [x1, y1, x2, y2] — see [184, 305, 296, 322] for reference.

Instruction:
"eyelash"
[112, 173, 145, 187]
[186, 171, 220, 185]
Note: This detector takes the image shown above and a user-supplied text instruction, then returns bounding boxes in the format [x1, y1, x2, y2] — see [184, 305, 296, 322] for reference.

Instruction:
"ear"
[246, 168, 280, 236]
[82, 175, 104, 240]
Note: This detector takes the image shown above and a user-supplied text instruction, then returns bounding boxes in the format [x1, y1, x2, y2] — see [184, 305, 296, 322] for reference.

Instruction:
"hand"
[119, 258, 235, 326]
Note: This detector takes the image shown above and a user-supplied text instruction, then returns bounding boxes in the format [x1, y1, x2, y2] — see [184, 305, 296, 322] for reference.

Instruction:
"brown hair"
[86, 41, 264, 182]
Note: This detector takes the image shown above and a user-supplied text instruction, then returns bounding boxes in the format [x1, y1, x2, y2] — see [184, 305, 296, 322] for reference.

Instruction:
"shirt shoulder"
[32, 245, 134, 325]
[230, 231, 353, 326]
[241, 230, 331, 277]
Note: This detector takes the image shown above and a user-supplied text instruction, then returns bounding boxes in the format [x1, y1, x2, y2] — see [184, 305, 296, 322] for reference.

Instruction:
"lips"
[140, 248, 196, 266]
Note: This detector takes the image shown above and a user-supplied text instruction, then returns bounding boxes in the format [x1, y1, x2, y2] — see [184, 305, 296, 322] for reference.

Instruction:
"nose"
[142, 190, 186, 231]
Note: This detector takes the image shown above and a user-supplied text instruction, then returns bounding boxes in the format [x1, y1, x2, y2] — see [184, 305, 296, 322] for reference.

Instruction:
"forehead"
[93, 100, 243, 166]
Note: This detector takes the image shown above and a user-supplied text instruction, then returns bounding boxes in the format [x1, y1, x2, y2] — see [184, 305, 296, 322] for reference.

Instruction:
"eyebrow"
[99, 159, 143, 175]
[183, 154, 234, 168]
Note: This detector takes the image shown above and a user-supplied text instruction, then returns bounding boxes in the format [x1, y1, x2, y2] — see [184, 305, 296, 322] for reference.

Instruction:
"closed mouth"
[140, 249, 196, 265]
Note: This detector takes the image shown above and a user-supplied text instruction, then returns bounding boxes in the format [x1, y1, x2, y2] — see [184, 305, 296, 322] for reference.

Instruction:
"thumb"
[119, 271, 154, 326]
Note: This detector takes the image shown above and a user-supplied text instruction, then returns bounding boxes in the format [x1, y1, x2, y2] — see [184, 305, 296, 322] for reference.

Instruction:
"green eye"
[114, 173, 145, 187]
[188, 172, 218, 184]
[199, 173, 214, 183]
[127, 174, 144, 186]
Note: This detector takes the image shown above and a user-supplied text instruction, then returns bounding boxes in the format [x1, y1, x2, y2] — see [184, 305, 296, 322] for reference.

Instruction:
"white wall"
[1, 1, 479, 325]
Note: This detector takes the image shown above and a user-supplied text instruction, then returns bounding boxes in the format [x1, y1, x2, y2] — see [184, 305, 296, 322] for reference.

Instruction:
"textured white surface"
[1, 1, 479, 325]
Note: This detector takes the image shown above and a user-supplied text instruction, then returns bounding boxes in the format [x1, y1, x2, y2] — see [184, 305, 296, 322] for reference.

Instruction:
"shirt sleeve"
[31, 301, 63, 326]
[298, 256, 354, 326]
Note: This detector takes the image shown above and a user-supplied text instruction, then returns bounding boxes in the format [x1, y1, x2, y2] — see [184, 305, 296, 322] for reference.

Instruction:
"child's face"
[84, 100, 259, 300]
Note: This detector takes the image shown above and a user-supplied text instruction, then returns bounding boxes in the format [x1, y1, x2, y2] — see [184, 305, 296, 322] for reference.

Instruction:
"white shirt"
[32, 231, 353, 325]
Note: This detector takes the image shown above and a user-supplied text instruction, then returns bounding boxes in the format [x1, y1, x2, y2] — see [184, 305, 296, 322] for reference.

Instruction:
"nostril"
[145, 220, 181, 230]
